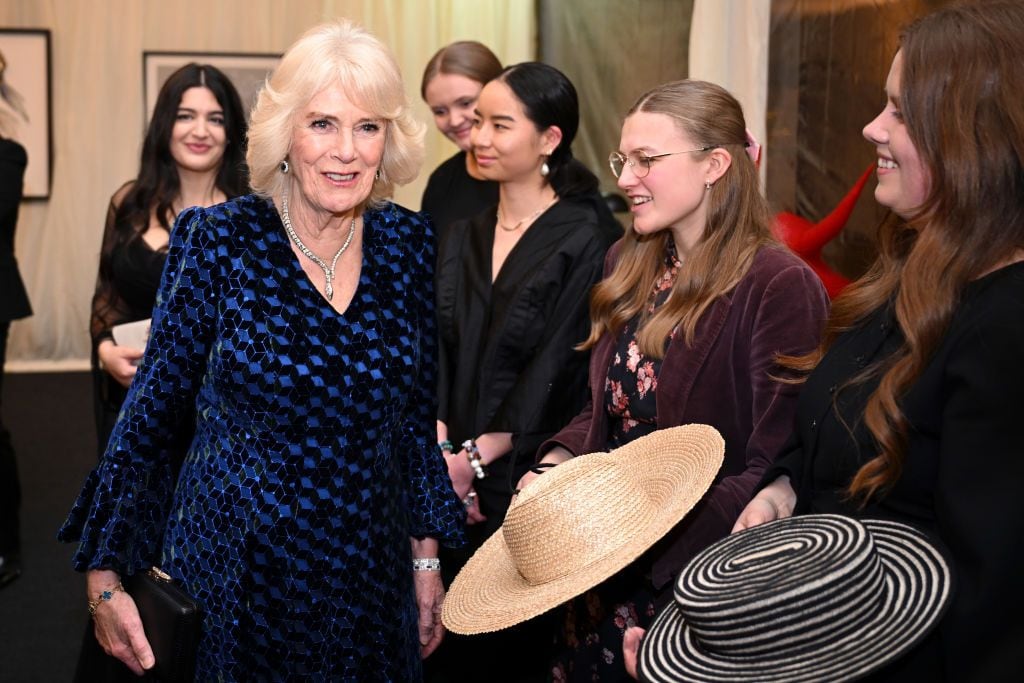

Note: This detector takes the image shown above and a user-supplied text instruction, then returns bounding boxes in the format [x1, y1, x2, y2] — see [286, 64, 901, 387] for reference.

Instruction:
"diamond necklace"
[280, 194, 355, 301]
[496, 196, 558, 232]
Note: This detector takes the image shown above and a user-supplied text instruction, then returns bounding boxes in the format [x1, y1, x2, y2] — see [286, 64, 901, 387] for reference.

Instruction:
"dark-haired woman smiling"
[91, 63, 248, 455]
[432, 61, 620, 682]
[437, 62, 619, 549]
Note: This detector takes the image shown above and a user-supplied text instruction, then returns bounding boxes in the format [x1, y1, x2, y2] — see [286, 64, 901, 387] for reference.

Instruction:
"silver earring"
[375, 169, 381, 181]
[705, 180, 713, 191]
[540, 161, 550, 177]
[280, 159, 290, 174]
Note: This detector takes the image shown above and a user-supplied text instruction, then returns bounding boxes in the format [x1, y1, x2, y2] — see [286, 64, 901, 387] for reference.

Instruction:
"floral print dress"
[550, 244, 682, 682]
[604, 244, 681, 448]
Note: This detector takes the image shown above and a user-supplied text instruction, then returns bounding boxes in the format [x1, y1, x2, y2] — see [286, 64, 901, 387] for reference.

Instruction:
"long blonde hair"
[581, 80, 774, 357]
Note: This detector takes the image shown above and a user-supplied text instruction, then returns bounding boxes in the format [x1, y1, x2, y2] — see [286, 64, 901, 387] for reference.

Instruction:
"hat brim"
[442, 424, 725, 635]
[638, 517, 952, 682]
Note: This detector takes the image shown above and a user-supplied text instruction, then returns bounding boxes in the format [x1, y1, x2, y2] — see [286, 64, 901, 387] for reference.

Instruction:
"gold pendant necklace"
[496, 196, 558, 232]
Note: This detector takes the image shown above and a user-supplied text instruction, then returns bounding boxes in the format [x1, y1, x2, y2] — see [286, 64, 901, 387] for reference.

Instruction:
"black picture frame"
[142, 51, 281, 126]
[0, 28, 53, 200]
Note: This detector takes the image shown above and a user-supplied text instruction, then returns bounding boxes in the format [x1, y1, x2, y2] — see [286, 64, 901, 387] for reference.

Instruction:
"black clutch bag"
[123, 567, 202, 682]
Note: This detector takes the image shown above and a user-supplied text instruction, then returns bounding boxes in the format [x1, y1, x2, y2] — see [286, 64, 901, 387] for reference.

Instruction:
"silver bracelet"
[412, 557, 441, 572]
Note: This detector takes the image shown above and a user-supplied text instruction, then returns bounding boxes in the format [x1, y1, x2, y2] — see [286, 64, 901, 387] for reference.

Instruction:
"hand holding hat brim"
[638, 514, 952, 682]
[442, 424, 725, 635]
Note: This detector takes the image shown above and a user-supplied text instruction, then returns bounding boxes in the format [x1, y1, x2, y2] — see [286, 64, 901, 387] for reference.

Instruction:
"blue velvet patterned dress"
[59, 195, 465, 681]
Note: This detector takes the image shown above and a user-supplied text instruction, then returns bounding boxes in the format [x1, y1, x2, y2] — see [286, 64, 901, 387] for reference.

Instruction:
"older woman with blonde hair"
[59, 19, 463, 680]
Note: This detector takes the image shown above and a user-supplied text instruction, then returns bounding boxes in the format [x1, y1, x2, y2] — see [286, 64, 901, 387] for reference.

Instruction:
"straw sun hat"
[441, 424, 725, 635]
[638, 514, 952, 682]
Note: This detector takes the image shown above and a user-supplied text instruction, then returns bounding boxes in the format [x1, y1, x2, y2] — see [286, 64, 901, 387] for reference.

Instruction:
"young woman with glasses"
[519, 79, 830, 681]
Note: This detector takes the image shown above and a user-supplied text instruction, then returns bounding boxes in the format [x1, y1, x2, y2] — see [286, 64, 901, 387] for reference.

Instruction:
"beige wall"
[2, 0, 534, 366]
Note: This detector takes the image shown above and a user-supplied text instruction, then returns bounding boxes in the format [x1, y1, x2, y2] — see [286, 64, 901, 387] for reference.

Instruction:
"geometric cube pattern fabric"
[59, 195, 464, 680]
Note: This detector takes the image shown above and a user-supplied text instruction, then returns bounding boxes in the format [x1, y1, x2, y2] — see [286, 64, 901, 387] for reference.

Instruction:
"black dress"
[0, 137, 30, 560]
[90, 186, 170, 455]
[0, 138, 31, 326]
[430, 193, 620, 681]
[763, 261, 1024, 681]
[421, 151, 498, 241]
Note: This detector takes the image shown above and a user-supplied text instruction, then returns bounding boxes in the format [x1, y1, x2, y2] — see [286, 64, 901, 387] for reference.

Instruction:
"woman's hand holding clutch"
[87, 568, 155, 675]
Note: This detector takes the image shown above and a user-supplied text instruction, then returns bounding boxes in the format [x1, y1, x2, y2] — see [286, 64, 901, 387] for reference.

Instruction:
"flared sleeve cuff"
[406, 454, 467, 549]
[57, 456, 175, 573]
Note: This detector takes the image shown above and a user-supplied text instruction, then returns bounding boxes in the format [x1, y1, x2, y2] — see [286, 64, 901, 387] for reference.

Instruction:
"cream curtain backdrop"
[1, 0, 534, 367]
[688, 0, 770, 184]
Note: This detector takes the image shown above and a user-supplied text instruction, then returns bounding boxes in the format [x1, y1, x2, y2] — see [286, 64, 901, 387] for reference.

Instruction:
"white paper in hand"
[111, 318, 151, 366]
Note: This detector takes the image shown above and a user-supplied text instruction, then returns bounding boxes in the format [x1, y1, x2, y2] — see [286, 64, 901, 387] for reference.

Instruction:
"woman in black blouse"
[91, 64, 247, 455]
[419, 41, 501, 239]
[725, 3, 1024, 680]
[430, 62, 620, 682]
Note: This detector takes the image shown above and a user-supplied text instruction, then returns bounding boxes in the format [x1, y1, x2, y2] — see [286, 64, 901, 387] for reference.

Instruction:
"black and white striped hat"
[638, 514, 952, 682]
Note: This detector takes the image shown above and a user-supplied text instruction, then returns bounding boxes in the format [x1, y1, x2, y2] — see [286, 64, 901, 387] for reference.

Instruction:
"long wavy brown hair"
[791, 1, 1024, 503]
[580, 80, 774, 357]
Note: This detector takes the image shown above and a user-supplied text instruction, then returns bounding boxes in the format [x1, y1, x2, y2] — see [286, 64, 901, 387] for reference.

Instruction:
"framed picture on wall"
[143, 51, 281, 126]
[0, 29, 53, 200]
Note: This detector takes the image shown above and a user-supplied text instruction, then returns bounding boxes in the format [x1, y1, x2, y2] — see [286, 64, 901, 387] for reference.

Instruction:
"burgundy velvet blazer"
[541, 241, 830, 589]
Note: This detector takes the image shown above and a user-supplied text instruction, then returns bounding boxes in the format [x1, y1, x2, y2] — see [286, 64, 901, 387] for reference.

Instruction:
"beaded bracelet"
[438, 440, 454, 453]
[461, 439, 487, 479]
[412, 557, 441, 571]
[87, 582, 125, 616]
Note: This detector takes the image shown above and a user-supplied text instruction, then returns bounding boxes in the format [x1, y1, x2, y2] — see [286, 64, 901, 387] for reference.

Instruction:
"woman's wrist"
[86, 568, 124, 613]
[96, 339, 116, 362]
[461, 439, 487, 479]
[411, 536, 439, 559]
[445, 447, 476, 481]
[767, 475, 796, 516]
[87, 582, 125, 615]
[539, 446, 574, 466]
[470, 432, 513, 466]
[87, 568, 122, 591]
[410, 537, 440, 571]
[471, 435, 492, 464]
[412, 558, 441, 571]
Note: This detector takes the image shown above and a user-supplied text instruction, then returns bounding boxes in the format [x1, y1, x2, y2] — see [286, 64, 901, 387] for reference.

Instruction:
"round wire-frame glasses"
[608, 146, 715, 178]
